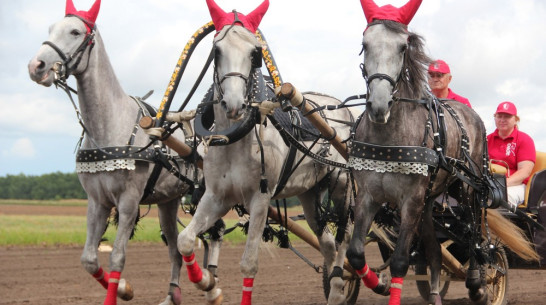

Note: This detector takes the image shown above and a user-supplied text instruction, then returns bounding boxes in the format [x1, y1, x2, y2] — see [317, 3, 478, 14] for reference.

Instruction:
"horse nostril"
[388, 100, 393, 108]
[220, 100, 228, 111]
[37, 60, 46, 70]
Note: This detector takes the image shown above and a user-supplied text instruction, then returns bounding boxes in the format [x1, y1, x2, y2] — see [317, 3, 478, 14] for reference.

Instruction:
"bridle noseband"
[42, 15, 96, 81]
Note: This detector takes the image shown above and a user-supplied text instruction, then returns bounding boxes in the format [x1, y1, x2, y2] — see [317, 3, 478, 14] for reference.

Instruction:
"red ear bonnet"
[65, 0, 101, 33]
[206, 0, 269, 33]
[360, 0, 422, 25]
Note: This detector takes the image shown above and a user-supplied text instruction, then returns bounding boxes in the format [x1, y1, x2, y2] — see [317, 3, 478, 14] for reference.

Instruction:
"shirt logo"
[505, 142, 516, 157]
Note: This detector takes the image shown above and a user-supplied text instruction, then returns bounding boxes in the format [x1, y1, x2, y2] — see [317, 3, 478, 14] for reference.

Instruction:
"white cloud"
[3, 0, 546, 175]
[4, 138, 36, 159]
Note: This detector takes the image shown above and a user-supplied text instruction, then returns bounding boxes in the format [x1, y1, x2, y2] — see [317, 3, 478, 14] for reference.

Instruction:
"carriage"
[28, 1, 545, 305]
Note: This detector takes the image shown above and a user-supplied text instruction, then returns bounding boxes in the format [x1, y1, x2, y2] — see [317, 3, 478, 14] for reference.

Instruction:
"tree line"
[0, 172, 87, 200]
[0, 172, 305, 206]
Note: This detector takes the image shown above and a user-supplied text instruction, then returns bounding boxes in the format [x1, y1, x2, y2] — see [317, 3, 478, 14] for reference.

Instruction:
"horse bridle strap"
[42, 30, 95, 79]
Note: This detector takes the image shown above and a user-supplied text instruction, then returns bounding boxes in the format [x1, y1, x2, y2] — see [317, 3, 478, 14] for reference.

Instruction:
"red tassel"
[104, 271, 120, 305]
[92, 267, 110, 290]
[355, 264, 379, 289]
[241, 278, 254, 305]
[183, 253, 203, 283]
[388, 277, 404, 305]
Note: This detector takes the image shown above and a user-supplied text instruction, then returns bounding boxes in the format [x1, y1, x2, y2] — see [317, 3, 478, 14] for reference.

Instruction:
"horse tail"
[484, 209, 540, 262]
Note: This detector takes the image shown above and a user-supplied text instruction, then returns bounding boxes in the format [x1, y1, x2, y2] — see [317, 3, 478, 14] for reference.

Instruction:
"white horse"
[176, 1, 359, 304]
[28, 1, 199, 304]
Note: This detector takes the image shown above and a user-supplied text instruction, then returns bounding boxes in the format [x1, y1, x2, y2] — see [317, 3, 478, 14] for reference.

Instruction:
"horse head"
[359, 0, 428, 124]
[207, 0, 268, 120]
[28, 0, 101, 86]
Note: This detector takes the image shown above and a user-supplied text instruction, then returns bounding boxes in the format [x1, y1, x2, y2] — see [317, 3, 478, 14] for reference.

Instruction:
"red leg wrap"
[104, 271, 121, 305]
[355, 264, 379, 289]
[388, 277, 404, 305]
[183, 253, 203, 283]
[92, 267, 110, 290]
[241, 278, 254, 305]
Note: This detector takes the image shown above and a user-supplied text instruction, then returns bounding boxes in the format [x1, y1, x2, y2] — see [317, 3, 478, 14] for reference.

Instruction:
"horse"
[346, 1, 538, 305]
[28, 1, 199, 304]
[175, 1, 358, 304]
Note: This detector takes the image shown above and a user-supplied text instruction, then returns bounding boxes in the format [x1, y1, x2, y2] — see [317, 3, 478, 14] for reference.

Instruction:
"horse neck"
[75, 32, 138, 147]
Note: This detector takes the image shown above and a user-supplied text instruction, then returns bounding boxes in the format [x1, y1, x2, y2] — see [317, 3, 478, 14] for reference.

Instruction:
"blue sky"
[1, 0, 546, 176]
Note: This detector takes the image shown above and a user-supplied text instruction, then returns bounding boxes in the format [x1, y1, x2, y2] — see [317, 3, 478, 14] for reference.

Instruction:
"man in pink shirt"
[487, 101, 536, 206]
[428, 59, 472, 108]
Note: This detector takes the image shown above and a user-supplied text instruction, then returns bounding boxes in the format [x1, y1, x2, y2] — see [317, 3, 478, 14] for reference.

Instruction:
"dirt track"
[1, 205, 545, 304]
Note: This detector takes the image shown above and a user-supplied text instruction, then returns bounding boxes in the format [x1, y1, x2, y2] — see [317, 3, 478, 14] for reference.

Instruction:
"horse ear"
[359, 0, 380, 24]
[246, 0, 269, 33]
[206, 0, 227, 31]
[398, 0, 422, 25]
[87, 0, 101, 25]
[65, 0, 77, 16]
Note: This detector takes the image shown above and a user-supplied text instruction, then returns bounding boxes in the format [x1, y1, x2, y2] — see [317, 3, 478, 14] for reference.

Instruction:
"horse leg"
[387, 199, 425, 305]
[101, 197, 140, 305]
[238, 192, 270, 305]
[80, 198, 113, 291]
[421, 198, 442, 305]
[177, 192, 229, 304]
[328, 180, 355, 305]
[204, 221, 225, 305]
[157, 199, 183, 305]
[297, 190, 339, 303]
[347, 192, 388, 295]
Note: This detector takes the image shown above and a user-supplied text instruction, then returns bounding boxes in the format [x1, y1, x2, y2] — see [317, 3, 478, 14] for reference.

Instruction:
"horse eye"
[400, 44, 408, 53]
[70, 29, 80, 36]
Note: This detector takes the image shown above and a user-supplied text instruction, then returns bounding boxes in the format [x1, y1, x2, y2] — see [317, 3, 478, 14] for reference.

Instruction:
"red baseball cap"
[428, 60, 450, 74]
[495, 101, 517, 116]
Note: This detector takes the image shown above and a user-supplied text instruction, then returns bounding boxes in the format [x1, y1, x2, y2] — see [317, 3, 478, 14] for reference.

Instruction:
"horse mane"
[369, 20, 432, 100]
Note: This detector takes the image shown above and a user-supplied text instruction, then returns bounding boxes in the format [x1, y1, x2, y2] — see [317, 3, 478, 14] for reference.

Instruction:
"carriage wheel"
[414, 263, 451, 301]
[480, 246, 509, 305]
[322, 263, 361, 305]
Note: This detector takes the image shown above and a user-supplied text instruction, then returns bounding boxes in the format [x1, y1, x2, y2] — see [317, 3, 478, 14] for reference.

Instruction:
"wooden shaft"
[139, 116, 203, 169]
[268, 206, 320, 251]
[440, 244, 467, 279]
[280, 83, 348, 160]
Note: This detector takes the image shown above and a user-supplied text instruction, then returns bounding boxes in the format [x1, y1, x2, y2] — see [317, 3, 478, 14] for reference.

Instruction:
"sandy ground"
[1, 204, 545, 304]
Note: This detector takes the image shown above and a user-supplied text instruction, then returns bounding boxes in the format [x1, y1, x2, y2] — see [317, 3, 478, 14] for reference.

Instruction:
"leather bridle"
[42, 15, 96, 81]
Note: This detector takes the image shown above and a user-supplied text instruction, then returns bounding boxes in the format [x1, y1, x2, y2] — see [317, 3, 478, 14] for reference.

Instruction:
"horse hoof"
[327, 277, 347, 305]
[195, 269, 216, 291]
[372, 272, 391, 296]
[468, 288, 488, 305]
[117, 278, 134, 301]
[428, 293, 442, 305]
[171, 285, 182, 305]
[206, 287, 223, 305]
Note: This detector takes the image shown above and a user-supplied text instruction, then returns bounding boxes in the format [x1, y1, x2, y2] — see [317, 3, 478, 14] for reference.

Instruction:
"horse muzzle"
[366, 100, 392, 124]
[28, 57, 55, 87]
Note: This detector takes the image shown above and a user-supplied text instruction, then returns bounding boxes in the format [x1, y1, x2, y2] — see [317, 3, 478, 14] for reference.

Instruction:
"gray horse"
[28, 1, 196, 304]
[175, 1, 358, 304]
[347, 1, 538, 305]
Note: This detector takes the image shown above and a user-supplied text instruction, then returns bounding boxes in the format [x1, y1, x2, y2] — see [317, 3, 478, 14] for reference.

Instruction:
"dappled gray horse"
[349, 0, 466, 304]
[28, 1, 196, 304]
[176, 1, 357, 304]
[347, 1, 537, 305]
